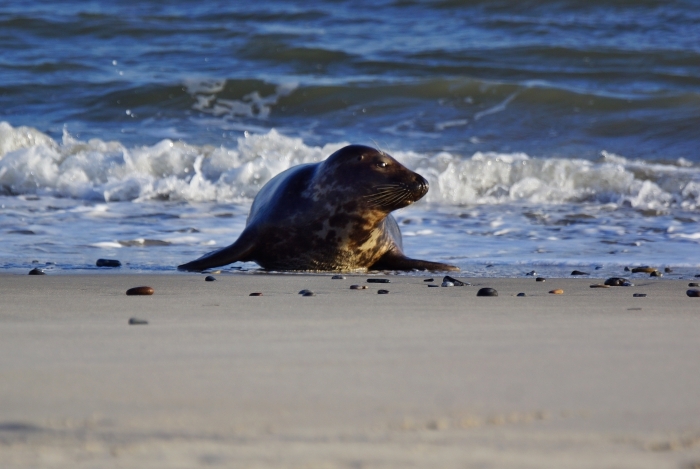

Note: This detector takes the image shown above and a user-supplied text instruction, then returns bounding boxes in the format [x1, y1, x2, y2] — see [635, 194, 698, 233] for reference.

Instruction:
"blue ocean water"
[1, 1, 699, 276]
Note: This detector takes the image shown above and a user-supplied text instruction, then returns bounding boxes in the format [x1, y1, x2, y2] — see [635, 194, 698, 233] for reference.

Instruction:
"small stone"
[443, 275, 468, 286]
[424, 278, 434, 282]
[377, 289, 389, 294]
[590, 284, 610, 288]
[427, 284, 439, 288]
[302, 291, 316, 297]
[126, 286, 154, 296]
[28, 268, 45, 275]
[516, 292, 526, 297]
[128, 317, 148, 325]
[350, 285, 368, 290]
[604, 277, 628, 286]
[689, 283, 699, 287]
[526, 271, 537, 276]
[687, 289, 700, 298]
[649, 271, 662, 277]
[331, 275, 345, 279]
[549, 289, 564, 295]
[298, 289, 312, 294]
[441, 282, 454, 287]
[367, 278, 390, 283]
[664, 267, 673, 273]
[536, 277, 546, 282]
[571, 270, 589, 276]
[631, 266, 656, 273]
[205, 276, 217, 282]
[249, 292, 263, 296]
[96, 258, 121, 267]
[633, 293, 647, 297]
[476, 287, 498, 297]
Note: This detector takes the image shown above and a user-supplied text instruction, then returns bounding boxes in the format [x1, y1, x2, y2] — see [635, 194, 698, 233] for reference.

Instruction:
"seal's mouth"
[364, 175, 429, 210]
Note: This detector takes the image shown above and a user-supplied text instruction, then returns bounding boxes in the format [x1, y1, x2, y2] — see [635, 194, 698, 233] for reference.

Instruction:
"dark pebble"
[126, 286, 154, 296]
[377, 289, 389, 294]
[96, 258, 121, 267]
[249, 292, 263, 296]
[302, 291, 316, 297]
[516, 292, 526, 297]
[424, 278, 434, 282]
[689, 283, 699, 287]
[604, 277, 629, 286]
[128, 317, 148, 325]
[476, 287, 498, 297]
[633, 293, 647, 297]
[536, 277, 546, 282]
[687, 289, 700, 298]
[571, 270, 589, 276]
[298, 289, 312, 295]
[28, 268, 45, 275]
[427, 284, 439, 288]
[205, 276, 217, 282]
[350, 285, 368, 290]
[367, 278, 390, 283]
[331, 275, 346, 280]
[443, 275, 469, 286]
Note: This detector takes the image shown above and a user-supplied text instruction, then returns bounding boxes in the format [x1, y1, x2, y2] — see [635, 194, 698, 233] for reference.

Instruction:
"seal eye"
[376, 161, 389, 169]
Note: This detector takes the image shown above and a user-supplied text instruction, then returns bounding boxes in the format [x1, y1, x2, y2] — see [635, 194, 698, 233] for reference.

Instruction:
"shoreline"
[1, 273, 699, 468]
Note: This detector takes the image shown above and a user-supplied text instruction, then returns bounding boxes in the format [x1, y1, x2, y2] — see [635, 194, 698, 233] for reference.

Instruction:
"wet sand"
[1, 273, 699, 468]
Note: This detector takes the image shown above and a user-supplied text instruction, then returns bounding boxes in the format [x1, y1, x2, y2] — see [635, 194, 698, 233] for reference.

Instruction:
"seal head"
[178, 145, 458, 272]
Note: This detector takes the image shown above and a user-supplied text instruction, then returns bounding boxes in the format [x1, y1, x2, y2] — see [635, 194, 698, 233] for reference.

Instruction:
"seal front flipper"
[177, 229, 258, 272]
[369, 250, 459, 272]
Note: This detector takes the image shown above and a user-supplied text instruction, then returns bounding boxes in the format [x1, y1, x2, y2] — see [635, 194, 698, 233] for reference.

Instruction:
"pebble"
[28, 268, 45, 275]
[205, 276, 217, 282]
[302, 291, 316, 297]
[367, 278, 390, 283]
[96, 258, 121, 267]
[631, 266, 656, 273]
[516, 293, 526, 297]
[649, 271, 663, 277]
[427, 284, 439, 288]
[443, 275, 469, 286]
[633, 293, 647, 297]
[377, 289, 389, 294]
[126, 286, 154, 296]
[476, 287, 498, 297]
[298, 289, 312, 294]
[604, 277, 629, 286]
[687, 289, 700, 298]
[549, 289, 564, 295]
[441, 282, 454, 287]
[590, 284, 610, 288]
[128, 317, 148, 325]
[331, 275, 346, 280]
[689, 283, 699, 287]
[571, 270, 589, 276]
[350, 285, 368, 290]
[424, 278, 434, 282]
[536, 277, 546, 282]
[249, 292, 263, 296]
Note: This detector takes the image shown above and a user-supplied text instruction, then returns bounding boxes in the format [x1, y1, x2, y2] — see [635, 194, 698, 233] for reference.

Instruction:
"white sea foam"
[0, 122, 697, 212]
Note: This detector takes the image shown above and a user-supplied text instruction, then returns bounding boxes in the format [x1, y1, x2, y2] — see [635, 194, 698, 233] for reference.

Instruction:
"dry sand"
[1, 272, 699, 468]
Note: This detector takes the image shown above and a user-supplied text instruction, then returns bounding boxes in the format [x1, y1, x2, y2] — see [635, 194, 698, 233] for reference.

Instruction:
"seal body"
[178, 145, 458, 272]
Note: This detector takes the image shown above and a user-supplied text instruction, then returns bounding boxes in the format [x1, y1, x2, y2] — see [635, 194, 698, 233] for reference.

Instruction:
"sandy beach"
[1, 272, 699, 468]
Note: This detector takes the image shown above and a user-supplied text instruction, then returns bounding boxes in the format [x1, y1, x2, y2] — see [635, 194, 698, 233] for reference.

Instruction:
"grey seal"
[178, 145, 458, 272]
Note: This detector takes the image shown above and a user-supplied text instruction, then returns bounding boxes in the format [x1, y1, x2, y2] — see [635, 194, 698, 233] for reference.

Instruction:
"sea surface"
[1, 0, 699, 277]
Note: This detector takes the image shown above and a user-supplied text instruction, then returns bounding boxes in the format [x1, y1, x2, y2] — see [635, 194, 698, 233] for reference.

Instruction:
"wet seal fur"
[178, 145, 458, 272]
